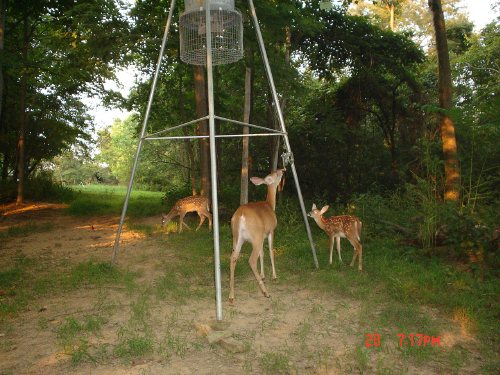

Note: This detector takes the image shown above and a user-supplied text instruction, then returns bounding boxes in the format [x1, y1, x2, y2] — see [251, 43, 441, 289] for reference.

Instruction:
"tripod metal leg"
[205, 0, 223, 321]
[248, 0, 319, 268]
[112, 0, 177, 264]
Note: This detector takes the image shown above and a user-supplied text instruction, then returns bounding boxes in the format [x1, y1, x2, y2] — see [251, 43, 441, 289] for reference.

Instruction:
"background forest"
[1, 1, 499, 373]
[0, 0, 498, 264]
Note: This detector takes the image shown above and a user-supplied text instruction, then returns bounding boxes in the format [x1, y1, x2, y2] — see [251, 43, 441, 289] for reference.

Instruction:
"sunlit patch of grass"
[452, 308, 475, 337]
[127, 222, 155, 236]
[67, 185, 164, 218]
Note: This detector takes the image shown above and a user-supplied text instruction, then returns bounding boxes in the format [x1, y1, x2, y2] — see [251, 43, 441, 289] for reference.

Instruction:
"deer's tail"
[356, 220, 362, 242]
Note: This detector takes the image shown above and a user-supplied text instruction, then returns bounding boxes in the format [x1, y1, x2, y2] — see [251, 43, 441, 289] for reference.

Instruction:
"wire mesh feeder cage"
[180, 0, 243, 66]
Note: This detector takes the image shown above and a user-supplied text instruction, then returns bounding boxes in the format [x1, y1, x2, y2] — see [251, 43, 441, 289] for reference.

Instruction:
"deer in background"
[161, 196, 212, 233]
[229, 169, 285, 303]
[308, 203, 363, 271]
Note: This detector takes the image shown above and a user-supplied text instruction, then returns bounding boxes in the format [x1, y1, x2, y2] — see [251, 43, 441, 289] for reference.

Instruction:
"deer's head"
[307, 203, 329, 219]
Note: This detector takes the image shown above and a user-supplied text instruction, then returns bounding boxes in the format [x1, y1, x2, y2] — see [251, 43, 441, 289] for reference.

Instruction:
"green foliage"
[96, 118, 137, 184]
[0, 172, 75, 203]
[52, 149, 117, 186]
[0, 0, 130, 182]
[353, 182, 499, 269]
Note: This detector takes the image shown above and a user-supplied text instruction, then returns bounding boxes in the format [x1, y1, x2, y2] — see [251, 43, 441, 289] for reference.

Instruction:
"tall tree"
[194, 65, 210, 197]
[16, 17, 28, 204]
[240, 62, 253, 205]
[0, 0, 5, 181]
[1, 0, 129, 201]
[0, 0, 4, 122]
[428, 0, 460, 202]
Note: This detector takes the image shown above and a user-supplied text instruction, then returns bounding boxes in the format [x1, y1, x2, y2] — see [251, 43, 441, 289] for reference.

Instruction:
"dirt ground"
[0, 203, 483, 374]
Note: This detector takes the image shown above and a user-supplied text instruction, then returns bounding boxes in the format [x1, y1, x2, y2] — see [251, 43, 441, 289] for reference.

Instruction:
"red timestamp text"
[397, 333, 441, 347]
[365, 333, 441, 347]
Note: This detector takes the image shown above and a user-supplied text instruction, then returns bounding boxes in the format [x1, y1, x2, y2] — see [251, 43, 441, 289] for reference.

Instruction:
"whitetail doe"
[161, 196, 212, 233]
[308, 203, 363, 271]
[229, 169, 285, 303]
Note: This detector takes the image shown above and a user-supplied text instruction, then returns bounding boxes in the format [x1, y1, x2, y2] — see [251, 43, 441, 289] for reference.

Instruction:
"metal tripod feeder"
[113, 0, 319, 322]
[180, 0, 243, 65]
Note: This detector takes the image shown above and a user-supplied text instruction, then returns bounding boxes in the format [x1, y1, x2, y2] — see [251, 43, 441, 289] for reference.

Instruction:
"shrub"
[0, 172, 75, 203]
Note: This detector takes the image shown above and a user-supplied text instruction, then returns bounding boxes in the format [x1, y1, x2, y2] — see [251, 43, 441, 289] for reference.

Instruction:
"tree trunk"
[194, 65, 210, 198]
[389, 2, 395, 31]
[16, 20, 29, 205]
[0, 0, 6, 180]
[0, 0, 5, 122]
[240, 65, 253, 205]
[178, 65, 197, 195]
[429, 0, 460, 202]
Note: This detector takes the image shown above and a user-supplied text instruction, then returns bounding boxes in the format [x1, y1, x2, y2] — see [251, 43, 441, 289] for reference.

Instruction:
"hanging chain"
[281, 151, 294, 167]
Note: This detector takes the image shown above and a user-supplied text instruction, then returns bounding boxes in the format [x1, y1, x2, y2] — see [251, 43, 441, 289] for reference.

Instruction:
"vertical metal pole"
[205, 1, 223, 321]
[112, 0, 177, 264]
[248, 0, 319, 268]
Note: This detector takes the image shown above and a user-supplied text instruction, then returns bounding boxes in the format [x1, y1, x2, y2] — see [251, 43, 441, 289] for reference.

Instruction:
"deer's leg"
[259, 248, 265, 280]
[180, 212, 191, 231]
[357, 243, 363, 271]
[260, 248, 266, 280]
[229, 236, 244, 304]
[336, 236, 343, 263]
[267, 232, 277, 280]
[349, 238, 361, 269]
[329, 235, 334, 265]
[195, 212, 205, 231]
[177, 213, 184, 233]
[207, 212, 213, 231]
[249, 239, 270, 298]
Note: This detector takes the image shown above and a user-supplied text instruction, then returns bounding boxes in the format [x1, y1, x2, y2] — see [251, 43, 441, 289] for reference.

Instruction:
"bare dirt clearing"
[0, 204, 484, 374]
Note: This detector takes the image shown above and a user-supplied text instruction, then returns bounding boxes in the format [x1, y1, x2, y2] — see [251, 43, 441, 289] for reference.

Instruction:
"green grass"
[67, 184, 164, 218]
[155, 213, 498, 370]
[114, 336, 154, 359]
[0, 260, 137, 317]
[259, 349, 293, 374]
[2, 191, 498, 373]
[0, 268, 23, 289]
[0, 221, 54, 239]
[271, 219, 499, 371]
[56, 315, 108, 365]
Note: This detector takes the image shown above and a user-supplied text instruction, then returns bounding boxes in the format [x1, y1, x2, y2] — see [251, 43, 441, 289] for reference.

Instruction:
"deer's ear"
[250, 176, 266, 186]
[312, 203, 317, 210]
[320, 205, 329, 215]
